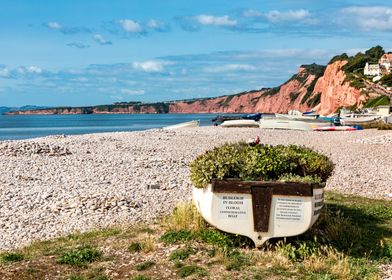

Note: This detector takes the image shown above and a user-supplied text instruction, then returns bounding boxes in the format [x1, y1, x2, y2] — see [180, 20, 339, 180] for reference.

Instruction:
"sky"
[1, 0, 392, 107]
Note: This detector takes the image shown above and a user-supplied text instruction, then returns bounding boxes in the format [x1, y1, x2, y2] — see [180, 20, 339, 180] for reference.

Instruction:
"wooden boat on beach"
[162, 120, 200, 130]
[220, 119, 259, 128]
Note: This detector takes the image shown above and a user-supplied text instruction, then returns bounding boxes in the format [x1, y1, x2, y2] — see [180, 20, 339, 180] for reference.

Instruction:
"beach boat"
[220, 119, 260, 128]
[313, 126, 358, 131]
[259, 119, 315, 131]
[275, 113, 318, 121]
[340, 115, 381, 126]
[162, 120, 200, 130]
[212, 113, 262, 124]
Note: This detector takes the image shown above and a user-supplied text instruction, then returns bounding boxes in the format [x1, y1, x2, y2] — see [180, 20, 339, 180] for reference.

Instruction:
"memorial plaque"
[217, 195, 249, 220]
[275, 198, 304, 222]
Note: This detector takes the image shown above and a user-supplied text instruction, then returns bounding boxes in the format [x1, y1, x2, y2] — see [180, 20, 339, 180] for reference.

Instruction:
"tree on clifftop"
[365, 45, 385, 63]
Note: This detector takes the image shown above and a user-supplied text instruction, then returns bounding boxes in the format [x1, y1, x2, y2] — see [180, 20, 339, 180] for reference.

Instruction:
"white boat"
[193, 181, 324, 247]
[275, 113, 318, 121]
[259, 118, 326, 131]
[162, 120, 200, 130]
[340, 115, 381, 126]
[220, 119, 259, 128]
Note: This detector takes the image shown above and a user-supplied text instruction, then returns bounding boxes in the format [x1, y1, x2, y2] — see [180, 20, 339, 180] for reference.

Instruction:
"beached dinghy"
[313, 126, 358, 131]
[340, 115, 381, 126]
[162, 120, 200, 130]
[220, 119, 259, 128]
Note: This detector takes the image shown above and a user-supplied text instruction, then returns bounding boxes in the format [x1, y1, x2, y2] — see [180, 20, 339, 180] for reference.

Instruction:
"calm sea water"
[0, 114, 223, 141]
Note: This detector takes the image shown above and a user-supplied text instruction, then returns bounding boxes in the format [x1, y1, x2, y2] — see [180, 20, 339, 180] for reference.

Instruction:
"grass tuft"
[160, 230, 195, 245]
[178, 264, 207, 278]
[169, 247, 194, 261]
[132, 275, 151, 280]
[128, 242, 142, 253]
[135, 260, 155, 271]
[0, 252, 25, 263]
[58, 246, 102, 267]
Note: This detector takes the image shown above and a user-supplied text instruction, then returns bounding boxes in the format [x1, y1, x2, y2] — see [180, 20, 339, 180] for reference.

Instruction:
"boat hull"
[220, 119, 259, 128]
[193, 182, 324, 247]
[163, 120, 200, 130]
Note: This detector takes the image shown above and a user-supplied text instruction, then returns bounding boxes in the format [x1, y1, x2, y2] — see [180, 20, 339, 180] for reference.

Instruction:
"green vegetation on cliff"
[363, 95, 391, 108]
[379, 73, 392, 87]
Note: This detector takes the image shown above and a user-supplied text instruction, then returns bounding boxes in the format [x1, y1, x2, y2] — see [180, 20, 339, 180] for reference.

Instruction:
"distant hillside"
[1, 105, 49, 115]
[6, 46, 391, 116]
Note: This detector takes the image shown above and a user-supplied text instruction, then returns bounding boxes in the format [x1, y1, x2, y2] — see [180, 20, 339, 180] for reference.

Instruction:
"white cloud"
[205, 64, 256, 73]
[46, 21, 62, 29]
[195, 15, 238, 26]
[119, 19, 143, 33]
[265, 9, 310, 23]
[341, 6, 392, 31]
[17, 66, 43, 74]
[120, 89, 145, 95]
[0, 67, 10, 78]
[93, 34, 112, 45]
[132, 60, 168, 72]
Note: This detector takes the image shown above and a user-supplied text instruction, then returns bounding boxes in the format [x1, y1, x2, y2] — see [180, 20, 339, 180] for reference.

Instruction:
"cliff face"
[6, 60, 369, 116]
[312, 61, 363, 115]
[169, 67, 320, 114]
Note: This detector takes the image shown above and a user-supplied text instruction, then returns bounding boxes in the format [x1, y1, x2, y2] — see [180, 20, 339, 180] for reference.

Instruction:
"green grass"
[169, 247, 194, 261]
[178, 264, 207, 278]
[128, 242, 142, 253]
[0, 252, 25, 263]
[363, 95, 390, 108]
[224, 251, 251, 271]
[135, 260, 155, 271]
[160, 230, 195, 245]
[132, 275, 151, 280]
[58, 246, 102, 267]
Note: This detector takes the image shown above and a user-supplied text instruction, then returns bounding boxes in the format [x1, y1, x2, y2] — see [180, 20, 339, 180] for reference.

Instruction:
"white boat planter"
[193, 179, 325, 247]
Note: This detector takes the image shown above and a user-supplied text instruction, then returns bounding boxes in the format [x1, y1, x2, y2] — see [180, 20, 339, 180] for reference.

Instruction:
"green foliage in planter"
[190, 143, 334, 188]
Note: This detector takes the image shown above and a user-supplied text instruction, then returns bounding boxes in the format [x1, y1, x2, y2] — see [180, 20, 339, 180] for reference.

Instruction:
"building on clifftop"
[364, 53, 392, 76]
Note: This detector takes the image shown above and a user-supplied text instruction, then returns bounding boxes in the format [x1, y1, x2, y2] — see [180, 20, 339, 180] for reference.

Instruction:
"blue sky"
[1, 0, 392, 107]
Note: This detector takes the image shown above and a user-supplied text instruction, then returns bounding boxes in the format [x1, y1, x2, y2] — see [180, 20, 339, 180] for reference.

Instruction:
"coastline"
[1, 127, 392, 251]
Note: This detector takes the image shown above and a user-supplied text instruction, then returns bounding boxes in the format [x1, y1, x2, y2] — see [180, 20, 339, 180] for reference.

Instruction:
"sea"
[0, 114, 224, 141]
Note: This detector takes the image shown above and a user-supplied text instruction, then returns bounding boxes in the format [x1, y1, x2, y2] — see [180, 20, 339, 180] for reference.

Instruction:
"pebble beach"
[0, 127, 392, 251]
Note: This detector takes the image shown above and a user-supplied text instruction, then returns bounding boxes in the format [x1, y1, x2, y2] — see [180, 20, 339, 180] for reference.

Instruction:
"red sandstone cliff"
[313, 61, 364, 115]
[6, 60, 374, 116]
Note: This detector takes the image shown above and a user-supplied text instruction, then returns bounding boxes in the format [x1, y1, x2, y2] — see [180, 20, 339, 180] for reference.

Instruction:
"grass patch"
[128, 242, 142, 253]
[58, 246, 102, 267]
[169, 247, 194, 261]
[132, 275, 151, 280]
[160, 230, 195, 245]
[135, 260, 155, 271]
[0, 252, 25, 263]
[178, 264, 207, 278]
[224, 250, 251, 271]
[162, 203, 204, 232]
